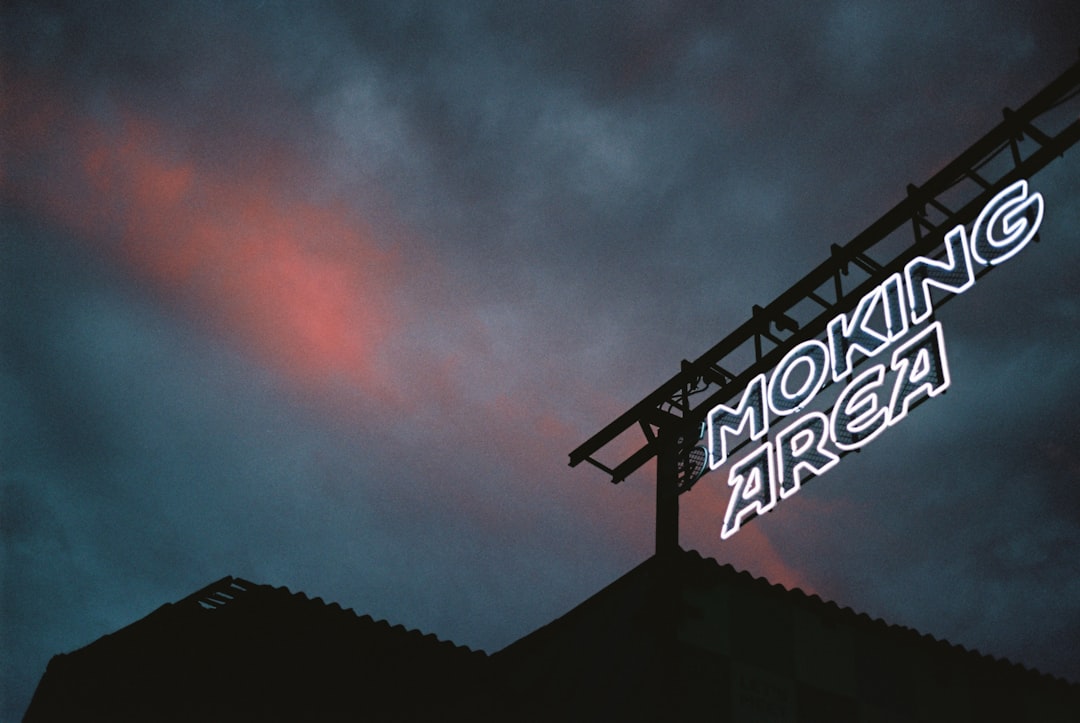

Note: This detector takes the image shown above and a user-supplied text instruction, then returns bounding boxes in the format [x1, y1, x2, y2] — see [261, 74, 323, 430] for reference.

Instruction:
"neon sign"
[709, 180, 1044, 539]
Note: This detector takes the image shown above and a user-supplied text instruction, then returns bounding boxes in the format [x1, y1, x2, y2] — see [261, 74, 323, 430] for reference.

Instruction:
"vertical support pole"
[655, 428, 680, 557]
[653, 427, 682, 718]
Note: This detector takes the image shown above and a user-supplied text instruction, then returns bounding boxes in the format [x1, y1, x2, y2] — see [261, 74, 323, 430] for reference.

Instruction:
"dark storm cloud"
[308, 0, 1078, 368]
[4, 1, 1080, 719]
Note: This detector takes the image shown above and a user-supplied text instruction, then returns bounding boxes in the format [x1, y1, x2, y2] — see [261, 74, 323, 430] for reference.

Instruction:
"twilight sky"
[3, 1, 1080, 717]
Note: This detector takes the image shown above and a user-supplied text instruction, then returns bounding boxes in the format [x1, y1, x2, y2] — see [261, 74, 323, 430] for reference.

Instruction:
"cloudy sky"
[3, 1, 1080, 717]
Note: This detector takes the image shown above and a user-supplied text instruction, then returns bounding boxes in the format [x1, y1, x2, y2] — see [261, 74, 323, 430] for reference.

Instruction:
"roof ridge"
[187, 576, 487, 655]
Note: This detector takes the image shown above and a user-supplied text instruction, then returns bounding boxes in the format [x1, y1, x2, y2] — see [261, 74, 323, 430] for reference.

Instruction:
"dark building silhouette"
[25, 548, 1080, 721]
[23, 576, 488, 722]
[494, 550, 1080, 721]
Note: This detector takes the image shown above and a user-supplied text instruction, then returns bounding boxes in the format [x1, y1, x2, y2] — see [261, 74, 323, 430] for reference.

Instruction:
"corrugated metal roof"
[24, 574, 488, 721]
[174, 575, 483, 655]
[25, 551, 1080, 721]
[677, 548, 1072, 685]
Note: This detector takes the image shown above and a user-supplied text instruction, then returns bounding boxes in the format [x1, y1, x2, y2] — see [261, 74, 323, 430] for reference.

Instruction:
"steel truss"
[569, 56, 1080, 553]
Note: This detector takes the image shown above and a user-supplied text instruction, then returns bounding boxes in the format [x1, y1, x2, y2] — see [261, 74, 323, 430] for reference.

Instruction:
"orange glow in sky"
[4, 73, 402, 398]
[3, 68, 810, 583]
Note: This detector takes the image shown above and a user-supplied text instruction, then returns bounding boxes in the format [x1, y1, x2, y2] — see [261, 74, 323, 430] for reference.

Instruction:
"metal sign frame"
[569, 57, 1080, 554]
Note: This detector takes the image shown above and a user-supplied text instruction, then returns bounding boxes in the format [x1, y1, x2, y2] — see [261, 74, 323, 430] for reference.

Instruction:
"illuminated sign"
[709, 180, 1044, 539]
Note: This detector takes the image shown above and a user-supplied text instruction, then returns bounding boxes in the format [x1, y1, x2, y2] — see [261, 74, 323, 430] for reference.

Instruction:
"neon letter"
[888, 321, 950, 424]
[776, 412, 839, 499]
[707, 374, 769, 470]
[768, 340, 829, 416]
[827, 282, 894, 381]
[831, 364, 890, 451]
[881, 272, 909, 341]
[721, 441, 776, 540]
[970, 179, 1044, 266]
[904, 225, 975, 325]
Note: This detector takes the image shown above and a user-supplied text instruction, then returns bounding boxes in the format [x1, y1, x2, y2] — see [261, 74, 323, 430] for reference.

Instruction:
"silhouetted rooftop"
[25, 549, 1080, 721]
[24, 575, 487, 721]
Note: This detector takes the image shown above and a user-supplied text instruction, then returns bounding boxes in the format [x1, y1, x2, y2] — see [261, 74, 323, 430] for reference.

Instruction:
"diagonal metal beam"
[570, 57, 1080, 486]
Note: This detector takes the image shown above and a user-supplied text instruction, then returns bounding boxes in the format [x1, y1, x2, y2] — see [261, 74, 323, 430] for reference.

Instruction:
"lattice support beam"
[570, 57, 1080, 501]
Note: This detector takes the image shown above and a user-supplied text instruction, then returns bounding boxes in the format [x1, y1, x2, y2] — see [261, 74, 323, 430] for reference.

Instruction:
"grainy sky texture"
[3, 2, 1080, 718]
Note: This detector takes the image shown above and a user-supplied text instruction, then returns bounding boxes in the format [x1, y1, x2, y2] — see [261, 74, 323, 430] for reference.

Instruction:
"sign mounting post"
[655, 429, 679, 556]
